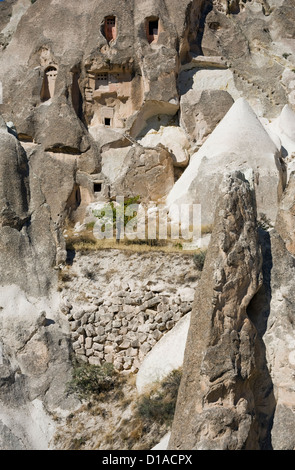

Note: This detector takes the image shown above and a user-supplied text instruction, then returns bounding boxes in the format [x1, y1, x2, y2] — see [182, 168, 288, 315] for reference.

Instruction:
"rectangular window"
[104, 118, 111, 126]
[94, 182, 102, 193]
[95, 73, 108, 90]
[149, 20, 158, 36]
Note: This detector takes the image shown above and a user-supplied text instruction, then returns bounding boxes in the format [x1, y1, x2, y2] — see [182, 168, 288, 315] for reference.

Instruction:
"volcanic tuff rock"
[167, 98, 286, 226]
[168, 172, 275, 450]
[0, 285, 76, 449]
[275, 171, 295, 257]
[259, 229, 295, 450]
[0, 117, 61, 295]
[110, 144, 175, 201]
[1, 0, 295, 451]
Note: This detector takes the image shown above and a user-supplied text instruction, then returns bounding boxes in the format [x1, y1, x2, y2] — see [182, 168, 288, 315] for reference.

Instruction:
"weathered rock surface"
[180, 89, 234, 146]
[138, 126, 190, 167]
[111, 144, 175, 201]
[0, 285, 76, 449]
[0, 0, 197, 144]
[1, 0, 295, 451]
[169, 172, 276, 450]
[275, 171, 295, 256]
[258, 229, 295, 450]
[167, 98, 286, 226]
[0, 118, 60, 295]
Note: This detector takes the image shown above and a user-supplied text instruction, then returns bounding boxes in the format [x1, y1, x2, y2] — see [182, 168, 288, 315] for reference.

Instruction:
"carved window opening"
[41, 66, 57, 102]
[104, 16, 117, 42]
[101, 106, 114, 127]
[95, 73, 108, 89]
[94, 182, 102, 193]
[146, 18, 159, 44]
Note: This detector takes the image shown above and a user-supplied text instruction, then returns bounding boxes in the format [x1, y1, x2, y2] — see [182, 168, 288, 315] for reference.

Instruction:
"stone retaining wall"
[59, 250, 199, 373]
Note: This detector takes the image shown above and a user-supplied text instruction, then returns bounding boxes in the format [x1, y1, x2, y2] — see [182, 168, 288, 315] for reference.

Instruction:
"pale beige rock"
[136, 313, 191, 394]
[167, 98, 286, 226]
[112, 144, 174, 201]
[180, 89, 234, 146]
[169, 172, 275, 450]
[275, 171, 295, 256]
[259, 229, 295, 450]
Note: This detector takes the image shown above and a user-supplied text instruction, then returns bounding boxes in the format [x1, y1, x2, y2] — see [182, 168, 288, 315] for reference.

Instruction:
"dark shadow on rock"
[66, 248, 76, 266]
[246, 228, 276, 449]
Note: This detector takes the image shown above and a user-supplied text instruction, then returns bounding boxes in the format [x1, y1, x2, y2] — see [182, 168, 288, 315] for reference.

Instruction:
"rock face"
[275, 171, 295, 256]
[0, 285, 76, 450]
[167, 98, 286, 226]
[0, 0, 196, 142]
[0, 118, 60, 295]
[0, 117, 76, 449]
[259, 230, 295, 450]
[111, 144, 175, 201]
[169, 172, 275, 450]
[1, 0, 295, 451]
[0, 116, 29, 230]
[180, 89, 234, 146]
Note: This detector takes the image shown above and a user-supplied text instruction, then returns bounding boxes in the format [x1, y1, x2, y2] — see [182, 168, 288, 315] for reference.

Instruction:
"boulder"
[138, 126, 190, 167]
[180, 89, 234, 146]
[111, 144, 174, 201]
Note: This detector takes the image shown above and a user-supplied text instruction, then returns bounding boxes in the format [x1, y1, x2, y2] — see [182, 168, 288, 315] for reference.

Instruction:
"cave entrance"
[101, 106, 114, 127]
[41, 66, 57, 102]
[104, 16, 117, 42]
[146, 17, 159, 44]
[93, 182, 102, 194]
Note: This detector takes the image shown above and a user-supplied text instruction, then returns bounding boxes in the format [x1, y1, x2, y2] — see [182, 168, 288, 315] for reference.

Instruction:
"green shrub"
[66, 363, 119, 400]
[193, 250, 207, 271]
[86, 221, 95, 230]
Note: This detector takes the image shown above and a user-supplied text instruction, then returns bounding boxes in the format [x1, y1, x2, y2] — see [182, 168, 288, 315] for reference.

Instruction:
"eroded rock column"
[169, 171, 275, 450]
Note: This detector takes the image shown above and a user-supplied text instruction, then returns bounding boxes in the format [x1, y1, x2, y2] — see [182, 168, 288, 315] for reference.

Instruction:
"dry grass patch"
[52, 367, 182, 451]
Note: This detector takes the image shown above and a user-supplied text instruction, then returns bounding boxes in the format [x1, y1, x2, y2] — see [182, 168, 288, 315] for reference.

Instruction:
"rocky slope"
[0, 0, 295, 450]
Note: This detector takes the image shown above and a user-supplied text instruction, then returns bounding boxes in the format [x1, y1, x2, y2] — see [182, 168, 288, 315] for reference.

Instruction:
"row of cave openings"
[103, 15, 161, 44]
[40, 16, 160, 107]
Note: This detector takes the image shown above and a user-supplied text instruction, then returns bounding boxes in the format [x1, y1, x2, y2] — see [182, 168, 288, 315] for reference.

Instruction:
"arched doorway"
[41, 66, 58, 102]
